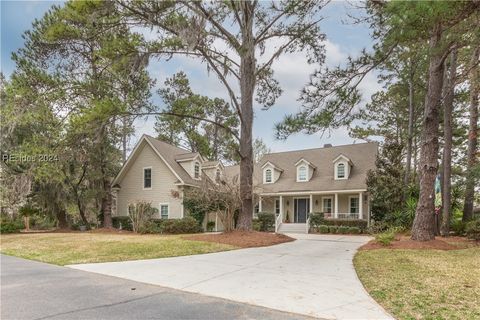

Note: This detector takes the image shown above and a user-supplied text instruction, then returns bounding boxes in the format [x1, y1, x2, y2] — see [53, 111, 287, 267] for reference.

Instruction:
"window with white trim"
[265, 169, 272, 183]
[297, 165, 307, 181]
[349, 197, 359, 214]
[322, 198, 332, 213]
[194, 162, 200, 179]
[160, 204, 169, 219]
[336, 163, 345, 179]
[275, 199, 280, 216]
[144, 168, 152, 188]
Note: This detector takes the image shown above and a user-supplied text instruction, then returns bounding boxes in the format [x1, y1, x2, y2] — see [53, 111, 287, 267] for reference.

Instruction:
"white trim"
[332, 154, 352, 164]
[259, 189, 367, 196]
[294, 158, 315, 168]
[263, 168, 273, 184]
[348, 196, 360, 214]
[293, 197, 310, 223]
[296, 165, 308, 182]
[261, 161, 283, 172]
[193, 161, 201, 180]
[176, 154, 202, 163]
[142, 166, 152, 190]
[321, 196, 333, 214]
[334, 193, 339, 218]
[159, 202, 169, 219]
[359, 192, 363, 219]
[274, 198, 280, 215]
[334, 161, 348, 180]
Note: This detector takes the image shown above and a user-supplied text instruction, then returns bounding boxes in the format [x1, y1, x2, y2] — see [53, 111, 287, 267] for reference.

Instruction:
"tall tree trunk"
[440, 49, 457, 236]
[404, 67, 415, 188]
[237, 1, 255, 230]
[56, 208, 68, 229]
[411, 24, 445, 241]
[463, 46, 480, 222]
[76, 198, 89, 229]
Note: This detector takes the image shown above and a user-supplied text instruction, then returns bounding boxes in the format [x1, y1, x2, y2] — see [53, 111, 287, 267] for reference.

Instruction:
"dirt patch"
[184, 231, 295, 248]
[360, 235, 478, 251]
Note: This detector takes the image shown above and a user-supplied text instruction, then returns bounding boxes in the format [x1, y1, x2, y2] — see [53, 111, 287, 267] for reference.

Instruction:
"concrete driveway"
[70, 234, 393, 320]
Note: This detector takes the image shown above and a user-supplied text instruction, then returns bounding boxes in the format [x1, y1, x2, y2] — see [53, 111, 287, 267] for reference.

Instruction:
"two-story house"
[111, 135, 377, 233]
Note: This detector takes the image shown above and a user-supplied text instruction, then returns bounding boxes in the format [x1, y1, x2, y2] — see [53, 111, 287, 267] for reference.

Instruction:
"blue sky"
[1, 0, 379, 153]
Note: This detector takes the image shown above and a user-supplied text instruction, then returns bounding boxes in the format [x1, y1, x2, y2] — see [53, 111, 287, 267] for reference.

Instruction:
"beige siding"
[116, 143, 183, 219]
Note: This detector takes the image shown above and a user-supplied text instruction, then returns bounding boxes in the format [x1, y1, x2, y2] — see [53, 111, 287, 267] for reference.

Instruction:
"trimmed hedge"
[252, 218, 261, 231]
[318, 225, 329, 233]
[257, 212, 275, 232]
[322, 218, 368, 230]
[112, 216, 133, 231]
[162, 216, 203, 234]
[309, 212, 325, 229]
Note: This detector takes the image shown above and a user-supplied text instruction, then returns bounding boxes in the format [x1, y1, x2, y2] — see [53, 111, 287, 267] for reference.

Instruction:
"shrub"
[139, 220, 163, 234]
[0, 220, 24, 234]
[318, 225, 330, 233]
[257, 212, 275, 232]
[162, 216, 202, 234]
[112, 216, 133, 231]
[309, 212, 325, 230]
[329, 225, 338, 234]
[323, 218, 368, 230]
[465, 219, 480, 241]
[338, 225, 349, 234]
[348, 227, 360, 234]
[451, 219, 465, 236]
[375, 231, 395, 246]
[183, 197, 207, 226]
[252, 218, 261, 231]
[206, 221, 216, 232]
[128, 201, 158, 233]
[366, 221, 389, 234]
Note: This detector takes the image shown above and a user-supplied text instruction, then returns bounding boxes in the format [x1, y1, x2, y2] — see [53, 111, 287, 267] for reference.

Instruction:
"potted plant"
[284, 211, 290, 223]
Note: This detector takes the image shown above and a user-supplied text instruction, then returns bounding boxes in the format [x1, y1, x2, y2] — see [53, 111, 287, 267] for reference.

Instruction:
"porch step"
[277, 223, 307, 234]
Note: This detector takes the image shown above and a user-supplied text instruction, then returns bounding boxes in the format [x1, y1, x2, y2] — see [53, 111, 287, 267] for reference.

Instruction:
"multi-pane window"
[275, 199, 280, 216]
[337, 163, 345, 179]
[265, 169, 272, 183]
[144, 168, 152, 188]
[350, 197, 359, 214]
[160, 204, 169, 219]
[194, 162, 200, 179]
[298, 166, 307, 181]
[323, 198, 332, 213]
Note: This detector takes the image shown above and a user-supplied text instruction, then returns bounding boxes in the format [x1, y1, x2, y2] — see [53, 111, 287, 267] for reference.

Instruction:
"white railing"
[275, 213, 282, 233]
[324, 213, 362, 220]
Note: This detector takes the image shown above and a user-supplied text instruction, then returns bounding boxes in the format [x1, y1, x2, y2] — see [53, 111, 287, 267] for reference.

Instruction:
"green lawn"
[0, 232, 236, 265]
[354, 248, 480, 320]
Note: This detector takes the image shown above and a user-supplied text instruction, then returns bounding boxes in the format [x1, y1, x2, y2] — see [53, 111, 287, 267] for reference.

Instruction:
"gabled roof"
[332, 154, 353, 165]
[294, 158, 317, 169]
[253, 142, 378, 193]
[113, 135, 204, 187]
[261, 160, 284, 172]
[202, 160, 224, 169]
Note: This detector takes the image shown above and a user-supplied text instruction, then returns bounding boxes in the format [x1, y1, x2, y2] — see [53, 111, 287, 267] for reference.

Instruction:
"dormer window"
[337, 163, 345, 179]
[264, 168, 273, 183]
[194, 162, 200, 179]
[215, 168, 221, 182]
[333, 154, 352, 180]
[297, 165, 307, 182]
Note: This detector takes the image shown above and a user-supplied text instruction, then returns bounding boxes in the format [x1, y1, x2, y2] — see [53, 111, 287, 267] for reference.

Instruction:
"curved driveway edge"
[69, 234, 393, 320]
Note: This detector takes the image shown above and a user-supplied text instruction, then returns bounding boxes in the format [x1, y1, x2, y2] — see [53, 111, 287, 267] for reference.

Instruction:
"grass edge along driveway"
[354, 247, 480, 320]
[0, 232, 236, 266]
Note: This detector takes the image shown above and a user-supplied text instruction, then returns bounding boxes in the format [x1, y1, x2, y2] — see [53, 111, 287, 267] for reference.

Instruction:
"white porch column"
[309, 194, 313, 213]
[359, 192, 363, 219]
[259, 196, 262, 212]
[334, 193, 339, 218]
[279, 195, 283, 221]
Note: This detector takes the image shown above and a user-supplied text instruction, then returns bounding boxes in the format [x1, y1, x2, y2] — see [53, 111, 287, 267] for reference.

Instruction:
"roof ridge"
[263, 141, 376, 156]
[144, 134, 192, 154]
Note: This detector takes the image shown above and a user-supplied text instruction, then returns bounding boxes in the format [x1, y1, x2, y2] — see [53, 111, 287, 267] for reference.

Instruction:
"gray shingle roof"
[145, 136, 202, 186]
[254, 142, 378, 193]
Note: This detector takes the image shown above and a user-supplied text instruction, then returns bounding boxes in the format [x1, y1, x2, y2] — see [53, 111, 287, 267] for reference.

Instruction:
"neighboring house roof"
[175, 152, 201, 162]
[203, 160, 223, 169]
[224, 164, 240, 179]
[254, 142, 378, 194]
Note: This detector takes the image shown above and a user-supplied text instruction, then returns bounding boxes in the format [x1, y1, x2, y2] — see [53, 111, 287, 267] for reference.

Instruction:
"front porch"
[256, 191, 368, 233]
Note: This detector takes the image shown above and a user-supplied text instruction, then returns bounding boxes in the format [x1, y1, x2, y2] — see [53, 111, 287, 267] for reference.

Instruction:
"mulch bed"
[360, 235, 478, 251]
[184, 231, 295, 248]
